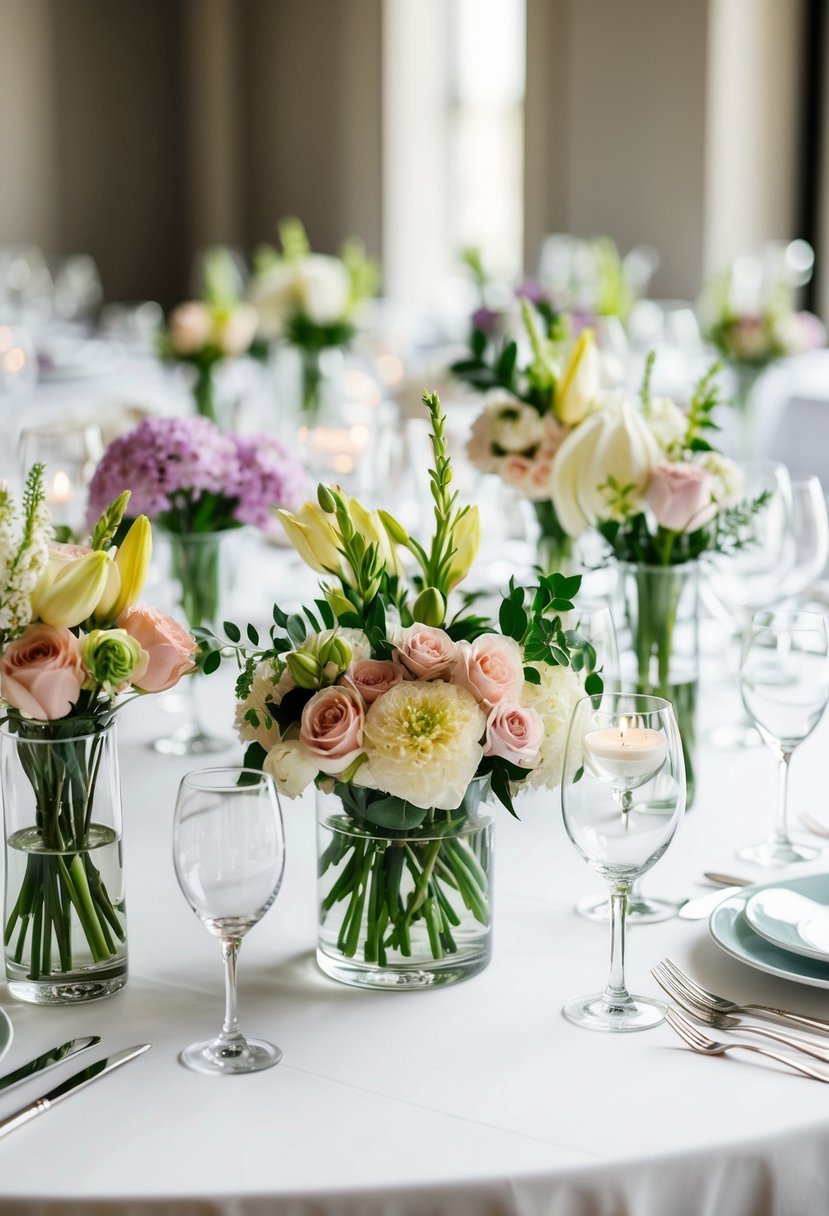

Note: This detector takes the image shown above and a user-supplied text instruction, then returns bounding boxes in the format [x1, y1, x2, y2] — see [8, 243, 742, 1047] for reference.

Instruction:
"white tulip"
[556, 329, 600, 426]
[550, 390, 660, 537]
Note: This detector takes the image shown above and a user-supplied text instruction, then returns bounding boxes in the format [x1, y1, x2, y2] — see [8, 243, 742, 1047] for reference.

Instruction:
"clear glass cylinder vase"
[273, 342, 345, 435]
[1, 721, 127, 1004]
[316, 783, 494, 990]
[532, 499, 574, 575]
[153, 529, 240, 756]
[616, 561, 699, 808]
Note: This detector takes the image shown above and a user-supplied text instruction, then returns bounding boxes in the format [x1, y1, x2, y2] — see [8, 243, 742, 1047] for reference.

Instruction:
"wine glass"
[561, 692, 685, 1031]
[780, 478, 829, 602]
[173, 767, 286, 1074]
[738, 610, 829, 866]
[706, 461, 794, 749]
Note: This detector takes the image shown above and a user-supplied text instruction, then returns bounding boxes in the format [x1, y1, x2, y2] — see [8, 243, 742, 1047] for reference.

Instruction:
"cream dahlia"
[363, 680, 486, 810]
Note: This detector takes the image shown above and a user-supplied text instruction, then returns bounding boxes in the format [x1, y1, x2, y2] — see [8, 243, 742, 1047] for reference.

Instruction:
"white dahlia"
[363, 680, 486, 810]
[522, 663, 584, 790]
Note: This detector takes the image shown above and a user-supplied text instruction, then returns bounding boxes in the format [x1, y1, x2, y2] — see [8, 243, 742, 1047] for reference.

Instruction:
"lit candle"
[48, 469, 74, 506]
[583, 717, 667, 785]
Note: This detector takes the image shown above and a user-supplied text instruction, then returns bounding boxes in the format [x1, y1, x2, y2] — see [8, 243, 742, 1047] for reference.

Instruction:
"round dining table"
[0, 546, 828, 1216]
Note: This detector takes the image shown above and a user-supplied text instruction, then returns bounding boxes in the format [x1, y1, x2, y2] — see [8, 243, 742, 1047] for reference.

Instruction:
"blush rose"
[300, 684, 365, 774]
[118, 605, 198, 692]
[0, 625, 85, 720]
[484, 702, 544, 768]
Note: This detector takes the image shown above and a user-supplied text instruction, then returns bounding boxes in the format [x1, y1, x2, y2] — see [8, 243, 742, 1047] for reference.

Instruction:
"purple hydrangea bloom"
[86, 416, 306, 535]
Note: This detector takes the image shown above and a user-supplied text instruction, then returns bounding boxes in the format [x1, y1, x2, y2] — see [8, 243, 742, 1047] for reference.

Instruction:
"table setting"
[1, 230, 829, 1216]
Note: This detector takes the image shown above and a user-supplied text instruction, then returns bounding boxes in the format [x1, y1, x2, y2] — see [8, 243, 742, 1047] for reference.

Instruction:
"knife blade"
[0, 1044, 151, 1140]
[679, 886, 744, 920]
[0, 1037, 100, 1095]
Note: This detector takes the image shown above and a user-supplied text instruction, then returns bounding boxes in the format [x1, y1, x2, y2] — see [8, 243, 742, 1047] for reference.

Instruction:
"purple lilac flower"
[86, 416, 306, 535]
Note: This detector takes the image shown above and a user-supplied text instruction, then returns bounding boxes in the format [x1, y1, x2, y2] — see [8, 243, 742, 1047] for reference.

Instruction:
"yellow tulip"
[349, 498, 401, 577]
[556, 329, 600, 426]
[447, 506, 480, 589]
[36, 551, 111, 628]
[97, 516, 152, 621]
[277, 503, 341, 574]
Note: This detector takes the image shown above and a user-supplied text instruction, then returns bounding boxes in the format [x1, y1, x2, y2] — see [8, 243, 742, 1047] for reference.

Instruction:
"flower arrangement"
[699, 262, 825, 369]
[455, 299, 600, 570]
[159, 248, 260, 422]
[249, 217, 379, 418]
[199, 393, 598, 974]
[0, 467, 197, 987]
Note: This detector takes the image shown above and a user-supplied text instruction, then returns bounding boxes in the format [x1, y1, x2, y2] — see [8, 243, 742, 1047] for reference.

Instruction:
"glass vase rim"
[613, 558, 701, 575]
[0, 718, 116, 744]
[575, 690, 672, 714]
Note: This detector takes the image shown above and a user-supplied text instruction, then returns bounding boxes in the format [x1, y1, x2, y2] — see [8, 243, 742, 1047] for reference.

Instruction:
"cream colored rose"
[295, 255, 351, 326]
[490, 400, 544, 454]
[264, 740, 318, 799]
[550, 390, 660, 538]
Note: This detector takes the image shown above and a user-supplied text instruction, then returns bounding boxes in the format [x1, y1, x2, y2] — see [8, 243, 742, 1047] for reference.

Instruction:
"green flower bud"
[81, 628, 147, 694]
[412, 587, 446, 627]
[377, 509, 409, 547]
[286, 649, 322, 690]
[316, 483, 337, 514]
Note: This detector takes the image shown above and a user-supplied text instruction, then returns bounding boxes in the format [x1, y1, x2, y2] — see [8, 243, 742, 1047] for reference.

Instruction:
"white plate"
[709, 873, 829, 990]
[745, 885, 829, 963]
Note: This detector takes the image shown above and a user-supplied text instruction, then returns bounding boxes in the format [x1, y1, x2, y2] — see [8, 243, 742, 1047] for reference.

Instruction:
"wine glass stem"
[219, 937, 244, 1044]
[603, 884, 633, 1012]
[774, 751, 793, 846]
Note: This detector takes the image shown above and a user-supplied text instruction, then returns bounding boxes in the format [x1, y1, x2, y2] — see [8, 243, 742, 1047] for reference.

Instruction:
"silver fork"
[665, 1008, 829, 1081]
[651, 964, 829, 1064]
[799, 811, 829, 839]
[660, 958, 829, 1036]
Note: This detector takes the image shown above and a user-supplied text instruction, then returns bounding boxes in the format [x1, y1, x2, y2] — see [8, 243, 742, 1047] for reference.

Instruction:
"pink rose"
[456, 633, 524, 708]
[394, 626, 457, 680]
[0, 625, 85, 720]
[501, 455, 533, 490]
[118, 605, 198, 692]
[168, 302, 212, 355]
[347, 659, 404, 704]
[300, 685, 364, 774]
[484, 702, 543, 768]
[526, 458, 555, 501]
[646, 463, 718, 533]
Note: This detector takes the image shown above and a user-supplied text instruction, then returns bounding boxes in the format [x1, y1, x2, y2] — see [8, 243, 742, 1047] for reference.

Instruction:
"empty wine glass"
[738, 610, 829, 866]
[173, 768, 286, 1074]
[561, 692, 685, 1031]
[780, 478, 829, 602]
[706, 461, 794, 749]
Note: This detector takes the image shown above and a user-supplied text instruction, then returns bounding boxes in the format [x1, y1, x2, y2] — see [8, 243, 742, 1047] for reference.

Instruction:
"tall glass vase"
[522, 499, 574, 575]
[273, 343, 345, 435]
[153, 530, 239, 756]
[316, 780, 494, 990]
[618, 561, 699, 809]
[1, 721, 127, 1004]
[730, 361, 765, 461]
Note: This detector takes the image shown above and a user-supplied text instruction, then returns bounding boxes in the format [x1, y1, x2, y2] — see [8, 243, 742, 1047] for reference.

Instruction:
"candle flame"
[49, 469, 73, 503]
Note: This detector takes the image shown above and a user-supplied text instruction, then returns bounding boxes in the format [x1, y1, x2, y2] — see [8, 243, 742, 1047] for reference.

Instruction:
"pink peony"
[456, 633, 525, 709]
[394, 626, 458, 680]
[0, 625, 85, 720]
[300, 684, 364, 774]
[118, 605, 197, 692]
[347, 659, 405, 705]
[484, 702, 544, 767]
[646, 463, 718, 533]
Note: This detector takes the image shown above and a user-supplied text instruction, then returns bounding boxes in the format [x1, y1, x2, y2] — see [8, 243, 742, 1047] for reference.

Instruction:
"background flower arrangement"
[0, 468, 197, 993]
[199, 393, 600, 979]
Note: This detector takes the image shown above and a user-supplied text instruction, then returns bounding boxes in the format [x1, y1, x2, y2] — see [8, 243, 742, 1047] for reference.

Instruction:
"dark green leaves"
[223, 621, 241, 643]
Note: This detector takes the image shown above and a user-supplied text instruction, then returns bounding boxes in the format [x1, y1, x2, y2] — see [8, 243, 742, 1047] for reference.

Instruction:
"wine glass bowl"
[738, 610, 829, 867]
[173, 768, 286, 1075]
[561, 693, 685, 1032]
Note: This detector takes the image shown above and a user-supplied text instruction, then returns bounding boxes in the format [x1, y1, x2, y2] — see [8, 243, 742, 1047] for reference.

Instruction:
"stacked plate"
[710, 874, 829, 989]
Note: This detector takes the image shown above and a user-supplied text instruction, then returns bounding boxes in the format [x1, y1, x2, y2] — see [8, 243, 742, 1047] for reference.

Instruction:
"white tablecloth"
[0, 572, 828, 1215]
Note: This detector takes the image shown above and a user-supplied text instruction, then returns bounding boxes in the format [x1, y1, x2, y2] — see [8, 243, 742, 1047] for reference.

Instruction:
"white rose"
[550, 389, 660, 537]
[489, 399, 544, 454]
[522, 664, 584, 790]
[648, 396, 688, 458]
[466, 411, 499, 473]
[295, 255, 351, 326]
[249, 264, 296, 340]
[168, 302, 212, 355]
[263, 739, 318, 799]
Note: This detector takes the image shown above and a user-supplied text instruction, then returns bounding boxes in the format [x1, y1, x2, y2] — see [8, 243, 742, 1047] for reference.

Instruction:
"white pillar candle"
[583, 722, 667, 785]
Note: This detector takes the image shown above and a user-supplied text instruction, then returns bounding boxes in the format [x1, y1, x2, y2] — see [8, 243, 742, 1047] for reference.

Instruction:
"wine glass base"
[562, 993, 666, 1033]
[737, 840, 822, 867]
[708, 723, 762, 750]
[153, 727, 233, 757]
[179, 1036, 282, 1075]
[576, 891, 681, 924]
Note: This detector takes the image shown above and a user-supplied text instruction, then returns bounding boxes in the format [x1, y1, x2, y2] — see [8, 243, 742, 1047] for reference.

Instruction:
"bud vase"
[1, 721, 127, 1004]
[529, 500, 573, 575]
[316, 781, 494, 989]
[730, 361, 765, 461]
[273, 343, 345, 433]
[617, 561, 699, 809]
[153, 529, 239, 756]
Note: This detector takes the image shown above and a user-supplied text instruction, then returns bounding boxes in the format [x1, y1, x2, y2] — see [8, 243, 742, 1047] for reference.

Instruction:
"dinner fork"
[799, 811, 829, 839]
[660, 958, 829, 1036]
[665, 1009, 829, 1082]
[651, 964, 829, 1064]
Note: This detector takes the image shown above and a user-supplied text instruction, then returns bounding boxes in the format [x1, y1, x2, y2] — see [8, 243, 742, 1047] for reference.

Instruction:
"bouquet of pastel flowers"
[201, 393, 599, 975]
[0, 468, 197, 988]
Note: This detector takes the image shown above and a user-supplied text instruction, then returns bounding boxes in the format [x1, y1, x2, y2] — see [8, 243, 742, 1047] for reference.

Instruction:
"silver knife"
[679, 886, 745, 920]
[0, 1037, 100, 1095]
[0, 1044, 151, 1140]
